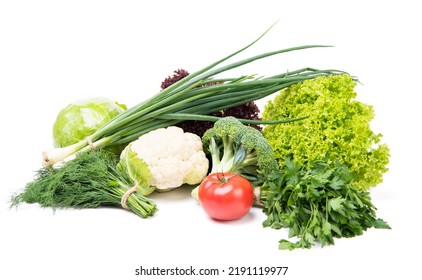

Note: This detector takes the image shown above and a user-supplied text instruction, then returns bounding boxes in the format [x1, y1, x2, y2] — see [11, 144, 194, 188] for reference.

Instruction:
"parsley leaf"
[261, 158, 390, 250]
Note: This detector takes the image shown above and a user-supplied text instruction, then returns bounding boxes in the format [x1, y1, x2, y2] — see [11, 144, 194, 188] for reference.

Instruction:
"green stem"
[156, 113, 308, 124]
[111, 181, 157, 218]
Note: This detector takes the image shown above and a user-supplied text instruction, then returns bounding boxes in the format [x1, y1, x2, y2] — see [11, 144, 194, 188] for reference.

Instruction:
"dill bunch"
[11, 150, 157, 218]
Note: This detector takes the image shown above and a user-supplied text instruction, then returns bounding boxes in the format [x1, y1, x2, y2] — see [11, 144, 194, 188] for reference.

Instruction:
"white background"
[1, 0, 420, 279]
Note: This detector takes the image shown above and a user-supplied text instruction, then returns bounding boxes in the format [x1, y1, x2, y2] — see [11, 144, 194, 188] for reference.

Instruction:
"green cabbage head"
[53, 97, 126, 148]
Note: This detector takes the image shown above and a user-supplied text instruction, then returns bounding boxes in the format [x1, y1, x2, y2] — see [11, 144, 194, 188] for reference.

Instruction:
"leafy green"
[53, 97, 126, 148]
[262, 74, 390, 190]
[117, 145, 155, 196]
[11, 150, 157, 218]
[261, 158, 390, 250]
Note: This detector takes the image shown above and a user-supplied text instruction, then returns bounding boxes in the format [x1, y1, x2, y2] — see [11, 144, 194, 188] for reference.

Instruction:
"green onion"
[43, 24, 345, 166]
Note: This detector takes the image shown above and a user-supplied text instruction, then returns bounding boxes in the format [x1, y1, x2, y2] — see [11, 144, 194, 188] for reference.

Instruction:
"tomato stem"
[216, 171, 234, 184]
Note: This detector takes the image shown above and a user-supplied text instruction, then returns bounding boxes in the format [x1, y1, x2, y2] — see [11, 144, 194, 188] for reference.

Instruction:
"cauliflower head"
[118, 126, 209, 195]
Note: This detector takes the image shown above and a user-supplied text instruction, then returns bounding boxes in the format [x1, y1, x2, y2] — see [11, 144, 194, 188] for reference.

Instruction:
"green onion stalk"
[43, 23, 345, 167]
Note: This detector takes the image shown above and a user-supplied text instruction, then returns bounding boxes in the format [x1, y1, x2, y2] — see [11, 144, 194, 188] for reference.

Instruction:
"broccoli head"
[202, 117, 279, 186]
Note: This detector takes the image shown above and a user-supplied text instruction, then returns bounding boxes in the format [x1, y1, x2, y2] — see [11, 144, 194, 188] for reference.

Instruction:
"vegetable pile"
[41, 25, 340, 167]
[10, 24, 391, 251]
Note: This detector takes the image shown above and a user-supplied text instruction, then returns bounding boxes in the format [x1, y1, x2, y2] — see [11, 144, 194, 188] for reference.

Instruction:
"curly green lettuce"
[262, 74, 390, 190]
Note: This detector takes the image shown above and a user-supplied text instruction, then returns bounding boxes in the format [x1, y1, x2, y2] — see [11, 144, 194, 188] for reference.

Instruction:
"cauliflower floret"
[118, 126, 209, 195]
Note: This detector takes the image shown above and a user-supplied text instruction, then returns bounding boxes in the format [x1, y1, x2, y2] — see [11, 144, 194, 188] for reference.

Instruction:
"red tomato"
[198, 172, 254, 221]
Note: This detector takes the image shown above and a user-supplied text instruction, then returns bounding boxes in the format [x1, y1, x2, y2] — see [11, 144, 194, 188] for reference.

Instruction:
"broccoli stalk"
[202, 117, 279, 187]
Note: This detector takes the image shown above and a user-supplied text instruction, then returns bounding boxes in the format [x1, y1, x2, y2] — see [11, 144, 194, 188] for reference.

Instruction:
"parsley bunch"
[261, 158, 390, 250]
